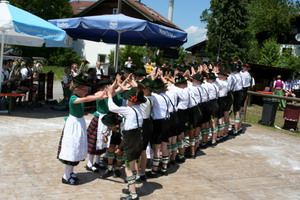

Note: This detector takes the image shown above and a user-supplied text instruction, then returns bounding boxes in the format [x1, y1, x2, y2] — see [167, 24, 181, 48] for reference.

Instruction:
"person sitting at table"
[1, 60, 12, 93]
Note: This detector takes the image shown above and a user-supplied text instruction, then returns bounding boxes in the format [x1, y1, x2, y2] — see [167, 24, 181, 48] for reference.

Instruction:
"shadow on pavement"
[137, 181, 163, 197]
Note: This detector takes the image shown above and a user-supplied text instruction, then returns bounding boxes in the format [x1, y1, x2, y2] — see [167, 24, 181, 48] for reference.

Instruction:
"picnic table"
[0, 93, 26, 114]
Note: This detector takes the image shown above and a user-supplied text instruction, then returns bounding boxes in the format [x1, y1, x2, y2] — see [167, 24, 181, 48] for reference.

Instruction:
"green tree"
[248, 0, 299, 44]
[200, 0, 250, 62]
[258, 38, 280, 66]
[9, 0, 73, 20]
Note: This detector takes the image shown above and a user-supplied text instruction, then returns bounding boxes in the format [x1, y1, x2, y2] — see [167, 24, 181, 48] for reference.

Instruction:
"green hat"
[123, 87, 147, 103]
[101, 112, 123, 126]
[151, 78, 166, 93]
[207, 73, 217, 80]
[94, 79, 112, 88]
[176, 64, 185, 72]
[218, 68, 229, 76]
[123, 67, 134, 74]
[134, 68, 147, 77]
[175, 74, 187, 85]
[140, 78, 153, 90]
[231, 64, 240, 72]
[72, 77, 92, 87]
[192, 73, 203, 82]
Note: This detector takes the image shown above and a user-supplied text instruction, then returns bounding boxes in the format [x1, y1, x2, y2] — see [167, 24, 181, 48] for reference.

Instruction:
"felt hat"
[123, 67, 134, 74]
[101, 112, 123, 127]
[140, 78, 153, 90]
[134, 68, 147, 77]
[151, 78, 166, 93]
[94, 79, 112, 88]
[176, 64, 185, 72]
[218, 68, 229, 76]
[192, 73, 203, 82]
[123, 87, 147, 104]
[207, 73, 218, 80]
[72, 76, 92, 87]
[175, 74, 187, 85]
[230, 64, 240, 72]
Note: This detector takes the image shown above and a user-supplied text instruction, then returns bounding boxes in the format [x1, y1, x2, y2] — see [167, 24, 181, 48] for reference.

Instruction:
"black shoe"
[94, 162, 106, 170]
[170, 160, 176, 165]
[122, 188, 130, 195]
[200, 142, 208, 149]
[85, 165, 99, 173]
[228, 130, 234, 135]
[139, 174, 147, 181]
[120, 194, 139, 200]
[101, 169, 113, 179]
[70, 172, 79, 181]
[191, 154, 196, 159]
[176, 157, 186, 163]
[146, 171, 157, 178]
[113, 169, 121, 178]
[159, 168, 168, 176]
[62, 177, 76, 185]
[210, 141, 217, 147]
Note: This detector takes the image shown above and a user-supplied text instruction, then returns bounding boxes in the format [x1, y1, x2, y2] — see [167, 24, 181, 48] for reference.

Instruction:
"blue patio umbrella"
[0, 0, 72, 92]
[49, 14, 187, 71]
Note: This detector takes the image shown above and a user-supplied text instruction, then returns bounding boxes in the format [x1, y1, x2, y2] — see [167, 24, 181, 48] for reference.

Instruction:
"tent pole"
[0, 30, 5, 93]
[114, 31, 121, 72]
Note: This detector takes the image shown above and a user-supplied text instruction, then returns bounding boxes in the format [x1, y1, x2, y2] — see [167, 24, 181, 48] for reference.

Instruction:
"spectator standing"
[124, 57, 133, 68]
[273, 75, 286, 110]
[292, 75, 300, 98]
[71, 63, 79, 77]
[95, 61, 104, 79]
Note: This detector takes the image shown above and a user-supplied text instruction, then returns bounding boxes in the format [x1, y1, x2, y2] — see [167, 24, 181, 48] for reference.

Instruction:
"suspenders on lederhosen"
[122, 108, 143, 163]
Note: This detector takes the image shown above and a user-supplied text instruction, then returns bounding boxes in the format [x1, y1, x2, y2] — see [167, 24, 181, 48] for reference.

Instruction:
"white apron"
[59, 115, 87, 162]
[96, 113, 111, 150]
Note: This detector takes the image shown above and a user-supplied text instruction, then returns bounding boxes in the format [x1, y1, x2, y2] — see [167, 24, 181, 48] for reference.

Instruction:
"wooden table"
[0, 93, 26, 114]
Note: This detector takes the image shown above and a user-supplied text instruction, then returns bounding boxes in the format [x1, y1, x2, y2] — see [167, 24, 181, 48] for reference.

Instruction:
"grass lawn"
[245, 104, 300, 138]
[41, 66, 64, 81]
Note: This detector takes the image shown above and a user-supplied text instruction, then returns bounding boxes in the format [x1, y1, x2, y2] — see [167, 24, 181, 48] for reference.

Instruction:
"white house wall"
[280, 44, 300, 56]
[72, 39, 115, 67]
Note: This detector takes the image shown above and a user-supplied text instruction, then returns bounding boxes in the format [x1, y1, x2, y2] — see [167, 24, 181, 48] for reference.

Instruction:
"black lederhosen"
[189, 105, 203, 129]
[202, 101, 212, 123]
[152, 118, 170, 144]
[198, 103, 205, 125]
[233, 90, 244, 113]
[218, 96, 227, 119]
[122, 128, 143, 163]
[177, 109, 189, 133]
[142, 118, 153, 150]
[224, 91, 233, 111]
[110, 131, 122, 146]
[169, 111, 180, 137]
[210, 99, 219, 119]
[241, 87, 249, 107]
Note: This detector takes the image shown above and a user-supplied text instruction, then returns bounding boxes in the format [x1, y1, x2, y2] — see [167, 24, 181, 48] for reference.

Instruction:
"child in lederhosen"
[146, 78, 171, 178]
[100, 112, 124, 179]
[108, 86, 145, 200]
[57, 77, 107, 185]
[138, 78, 154, 181]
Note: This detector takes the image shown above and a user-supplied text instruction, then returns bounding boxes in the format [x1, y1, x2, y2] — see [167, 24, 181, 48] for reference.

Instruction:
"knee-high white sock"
[87, 154, 94, 167]
[95, 155, 100, 164]
[63, 165, 74, 180]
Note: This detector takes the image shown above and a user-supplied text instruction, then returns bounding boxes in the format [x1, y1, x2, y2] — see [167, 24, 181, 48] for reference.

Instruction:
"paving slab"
[0, 83, 300, 199]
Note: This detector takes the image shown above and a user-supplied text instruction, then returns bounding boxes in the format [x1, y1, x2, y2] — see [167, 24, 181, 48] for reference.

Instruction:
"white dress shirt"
[140, 95, 154, 119]
[168, 85, 190, 110]
[188, 85, 201, 106]
[206, 82, 219, 100]
[216, 79, 229, 97]
[166, 90, 178, 112]
[108, 98, 143, 131]
[151, 93, 170, 120]
[232, 73, 243, 91]
[241, 70, 251, 88]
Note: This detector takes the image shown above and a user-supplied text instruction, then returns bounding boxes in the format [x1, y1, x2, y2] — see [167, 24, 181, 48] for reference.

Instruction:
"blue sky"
[71, 0, 211, 48]
[141, 0, 210, 48]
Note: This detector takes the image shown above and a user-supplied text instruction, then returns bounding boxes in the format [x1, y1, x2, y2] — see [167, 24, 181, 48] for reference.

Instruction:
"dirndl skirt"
[87, 115, 106, 155]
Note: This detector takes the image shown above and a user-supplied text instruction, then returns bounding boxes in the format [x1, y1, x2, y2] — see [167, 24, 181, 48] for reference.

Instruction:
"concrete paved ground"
[0, 82, 300, 200]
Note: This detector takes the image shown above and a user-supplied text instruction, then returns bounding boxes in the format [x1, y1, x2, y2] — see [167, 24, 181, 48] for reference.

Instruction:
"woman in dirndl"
[57, 77, 107, 185]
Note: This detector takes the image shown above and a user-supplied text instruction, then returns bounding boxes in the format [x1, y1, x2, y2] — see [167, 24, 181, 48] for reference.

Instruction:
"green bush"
[45, 48, 81, 67]
[42, 66, 65, 81]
